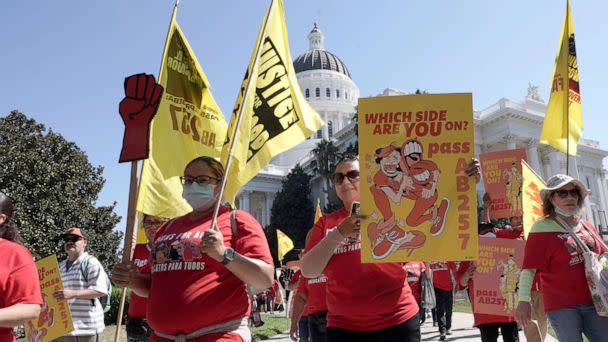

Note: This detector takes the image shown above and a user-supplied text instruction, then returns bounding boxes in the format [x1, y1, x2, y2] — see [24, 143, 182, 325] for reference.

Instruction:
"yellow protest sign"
[136, 7, 227, 220]
[358, 93, 477, 262]
[25, 255, 73, 342]
[521, 160, 546, 238]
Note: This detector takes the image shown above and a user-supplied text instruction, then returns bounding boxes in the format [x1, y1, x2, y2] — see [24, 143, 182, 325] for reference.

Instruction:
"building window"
[328, 121, 333, 138]
[305, 88, 310, 98]
[336, 89, 340, 98]
[586, 176, 592, 190]
[315, 88, 320, 97]
[316, 129, 322, 139]
[326, 88, 331, 97]
[345, 91, 348, 99]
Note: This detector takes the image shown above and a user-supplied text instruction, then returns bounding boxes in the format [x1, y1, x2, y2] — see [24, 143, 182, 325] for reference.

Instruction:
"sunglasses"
[555, 189, 580, 199]
[333, 170, 360, 184]
[64, 236, 82, 243]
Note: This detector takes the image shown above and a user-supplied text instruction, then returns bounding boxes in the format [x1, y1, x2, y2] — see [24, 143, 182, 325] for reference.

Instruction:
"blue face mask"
[554, 206, 580, 218]
[182, 182, 217, 211]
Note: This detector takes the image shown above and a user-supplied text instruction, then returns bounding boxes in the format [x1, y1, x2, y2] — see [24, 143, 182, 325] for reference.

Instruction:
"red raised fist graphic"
[118, 73, 164, 163]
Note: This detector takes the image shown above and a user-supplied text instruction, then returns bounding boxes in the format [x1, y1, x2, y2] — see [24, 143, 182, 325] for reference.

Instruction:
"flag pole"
[565, 0, 570, 176]
[114, 160, 139, 342]
[113, 1, 179, 341]
[210, 0, 275, 230]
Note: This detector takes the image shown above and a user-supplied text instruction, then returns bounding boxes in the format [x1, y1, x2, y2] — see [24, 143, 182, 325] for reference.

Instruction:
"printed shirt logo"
[326, 227, 361, 255]
[151, 230, 207, 273]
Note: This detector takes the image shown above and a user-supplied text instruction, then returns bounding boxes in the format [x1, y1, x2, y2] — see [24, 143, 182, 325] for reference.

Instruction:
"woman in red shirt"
[0, 191, 43, 342]
[113, 156, 274, 342]
[515, 174, 608, 342]
[300, 157, 480, 341]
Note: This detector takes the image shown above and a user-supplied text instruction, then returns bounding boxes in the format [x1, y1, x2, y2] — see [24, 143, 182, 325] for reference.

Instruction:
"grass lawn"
[252, 313, 290, 341]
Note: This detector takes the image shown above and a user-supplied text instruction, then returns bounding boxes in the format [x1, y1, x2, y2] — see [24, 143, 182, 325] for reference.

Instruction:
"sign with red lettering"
[473, 237, 525, 316]
[25, 255, 74, 342]
[479, 149, 527, 220]
[358, 93, 477, 262]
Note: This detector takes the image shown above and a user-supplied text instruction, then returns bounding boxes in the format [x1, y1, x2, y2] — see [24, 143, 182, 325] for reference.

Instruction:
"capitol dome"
[290, 23, 359, 143]
[293, 25, 351, 78]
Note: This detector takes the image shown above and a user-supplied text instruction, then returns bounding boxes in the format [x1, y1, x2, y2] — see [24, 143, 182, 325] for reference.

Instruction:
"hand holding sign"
[118, 73, 164, 162]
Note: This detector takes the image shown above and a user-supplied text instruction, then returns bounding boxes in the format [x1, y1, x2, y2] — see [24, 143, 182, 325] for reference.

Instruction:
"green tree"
[0, 111, 122, 270]
[311, 139, 342, 212]
[269, 165, 313, 253]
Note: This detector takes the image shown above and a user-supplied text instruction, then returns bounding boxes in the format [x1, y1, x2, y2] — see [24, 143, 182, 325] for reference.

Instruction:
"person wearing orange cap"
[54, 227, 109, 342]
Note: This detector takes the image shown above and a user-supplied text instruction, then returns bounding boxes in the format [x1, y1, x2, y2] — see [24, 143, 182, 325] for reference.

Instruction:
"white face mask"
[554, 205, 580, 218]
[182, 182, 217, 211]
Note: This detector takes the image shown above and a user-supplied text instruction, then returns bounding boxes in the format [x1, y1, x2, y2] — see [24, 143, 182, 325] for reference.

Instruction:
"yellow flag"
[136, 7, 227, 221]
[221, 0, 323, 205]
[521, 160, 546, 238]
[277, 229, 294, 261]
[540, 0, 582, 156]
[314, 198, 322, 224]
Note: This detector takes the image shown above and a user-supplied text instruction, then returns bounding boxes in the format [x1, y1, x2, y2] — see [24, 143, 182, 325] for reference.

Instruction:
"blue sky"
[2, 0, 607, 231]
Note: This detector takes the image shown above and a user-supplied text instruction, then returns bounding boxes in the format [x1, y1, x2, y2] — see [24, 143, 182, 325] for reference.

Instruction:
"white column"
[241, 190, 251, 212]
[526, 139, 541, 174]
[549, 151, 563, 176]
[265, 192, 276, 227]
[504, 134, 517, 150]
[540, 149, 552, 181]
[596, 170, 608, 222]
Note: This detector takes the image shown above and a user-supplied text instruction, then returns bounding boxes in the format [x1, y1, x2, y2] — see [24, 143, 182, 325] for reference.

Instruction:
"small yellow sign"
[25, 255, 74, 342]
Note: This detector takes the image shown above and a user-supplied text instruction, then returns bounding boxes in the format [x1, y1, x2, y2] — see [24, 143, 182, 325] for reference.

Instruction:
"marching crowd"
[2, 153, 608, 342]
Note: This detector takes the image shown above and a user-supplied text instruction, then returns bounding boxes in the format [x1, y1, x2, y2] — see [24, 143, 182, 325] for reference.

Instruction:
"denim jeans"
[546, 302, 608, 342]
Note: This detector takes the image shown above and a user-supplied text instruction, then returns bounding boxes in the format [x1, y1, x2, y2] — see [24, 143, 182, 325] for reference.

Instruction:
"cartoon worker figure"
[399, 139, 450, 236]
[503, 163, 522, 215]
[369, 144, 425, 259]
[497, 255, 520, 312]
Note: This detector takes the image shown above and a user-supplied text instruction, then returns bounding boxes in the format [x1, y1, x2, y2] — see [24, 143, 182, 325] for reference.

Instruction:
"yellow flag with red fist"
[136, 6, 227, 222]
[540, 0, 582, 156]
[277, 229, 294, 261]
[521, 160, 546, 238]
[221, 0, 323, 205]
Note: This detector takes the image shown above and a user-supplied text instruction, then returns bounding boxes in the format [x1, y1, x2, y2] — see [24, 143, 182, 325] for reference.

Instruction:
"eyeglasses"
[180, 175, 220, 186]
[64, 236, 82, 243]
[333, 170, 360, 184]
[555, 189, 580, 199]
[144, 219, 168, 228]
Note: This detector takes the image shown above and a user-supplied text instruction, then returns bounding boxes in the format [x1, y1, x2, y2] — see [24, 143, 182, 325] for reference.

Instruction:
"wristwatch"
[221, 247, 236, 265]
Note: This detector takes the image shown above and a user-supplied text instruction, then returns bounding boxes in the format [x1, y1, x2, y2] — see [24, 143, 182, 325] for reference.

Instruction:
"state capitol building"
[233, 24, 608, 235]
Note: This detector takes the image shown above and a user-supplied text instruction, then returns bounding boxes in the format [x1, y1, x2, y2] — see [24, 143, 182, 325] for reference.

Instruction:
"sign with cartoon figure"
[25, 255, 73, 342]
[358, 93, 477, 262]
[479, 149, 527, 220]
[473, 237, 525, 316]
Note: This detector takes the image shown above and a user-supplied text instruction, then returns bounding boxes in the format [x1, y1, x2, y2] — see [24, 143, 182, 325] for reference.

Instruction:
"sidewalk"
[260, 312, 557, 341]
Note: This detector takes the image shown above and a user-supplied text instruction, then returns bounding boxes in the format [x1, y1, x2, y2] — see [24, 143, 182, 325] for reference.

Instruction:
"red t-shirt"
[128, 244, 151, 318]
[146, 206, 272, 341]
[0, 239, 43, 342]
[429, 262, 456, 291]
[522, 219, 607, 312]
[495, 228, 523, 240]
[456, 261, 515, 326]
[305, 207, 418, 331]
[267, 280, 279, 297]
[404, 262, 425, 303]
[297, 272, 328, 316]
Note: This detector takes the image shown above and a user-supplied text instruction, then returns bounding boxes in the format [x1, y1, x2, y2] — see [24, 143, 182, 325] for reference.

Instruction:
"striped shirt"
[58, 252, 108, 336]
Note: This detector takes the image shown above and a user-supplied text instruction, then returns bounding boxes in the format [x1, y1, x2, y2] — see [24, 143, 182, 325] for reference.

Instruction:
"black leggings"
[325, 313, 420, 342]
[478, 322, 519, 342]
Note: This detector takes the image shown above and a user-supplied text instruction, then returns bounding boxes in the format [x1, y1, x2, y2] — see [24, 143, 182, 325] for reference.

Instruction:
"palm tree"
[311, 139, 341, 211]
